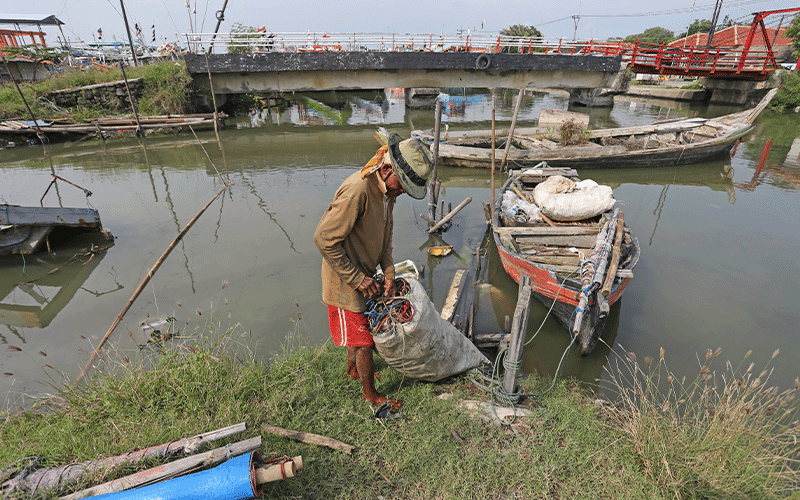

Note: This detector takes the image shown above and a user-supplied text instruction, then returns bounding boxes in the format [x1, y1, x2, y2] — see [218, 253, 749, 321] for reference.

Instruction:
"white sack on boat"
[533, 175, 615, 221]
[372, 278, 489, 382]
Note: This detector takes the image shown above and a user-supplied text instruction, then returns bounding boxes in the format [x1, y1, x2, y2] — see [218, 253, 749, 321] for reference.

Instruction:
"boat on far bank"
[414, 88, 777, 169]
[492, 164, 640, 355]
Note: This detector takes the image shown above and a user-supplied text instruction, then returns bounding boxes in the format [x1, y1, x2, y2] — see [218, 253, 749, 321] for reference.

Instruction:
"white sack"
[532, 175, 615, 221]
[372, 278, 489, 382]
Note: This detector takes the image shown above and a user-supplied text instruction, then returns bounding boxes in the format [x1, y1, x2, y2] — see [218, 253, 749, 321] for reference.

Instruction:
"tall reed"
[600, 346, 800, 499]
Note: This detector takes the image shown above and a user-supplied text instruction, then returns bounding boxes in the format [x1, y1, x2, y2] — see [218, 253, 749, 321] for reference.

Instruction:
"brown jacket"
[314, 170, 396, 313]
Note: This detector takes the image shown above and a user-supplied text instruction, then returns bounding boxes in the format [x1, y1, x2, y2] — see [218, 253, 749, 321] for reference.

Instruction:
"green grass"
[0, 61, 194, 122]
[1, 328, 798, 499]
[771, 71, 800, 110]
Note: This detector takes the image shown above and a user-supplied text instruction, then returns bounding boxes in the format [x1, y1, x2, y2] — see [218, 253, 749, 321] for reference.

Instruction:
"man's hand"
[383, 278, 397, 298]
[357, 276, 381, 299]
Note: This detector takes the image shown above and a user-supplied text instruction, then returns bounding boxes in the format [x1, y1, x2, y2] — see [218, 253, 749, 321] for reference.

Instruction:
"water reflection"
[2, 88, 800, 410]
[0, 237, 114, 333]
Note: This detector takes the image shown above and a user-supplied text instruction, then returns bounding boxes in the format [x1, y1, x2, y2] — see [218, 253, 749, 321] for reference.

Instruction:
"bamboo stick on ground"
[2, 423, 247, 495]
[263, 425, 356, 454]
[60, 437, 262, 500]
[77, 181, 234, 382]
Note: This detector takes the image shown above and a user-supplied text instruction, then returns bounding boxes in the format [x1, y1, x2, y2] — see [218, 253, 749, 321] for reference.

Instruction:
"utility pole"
[120, 0, 139, 66]
[572, 15, 580, 41]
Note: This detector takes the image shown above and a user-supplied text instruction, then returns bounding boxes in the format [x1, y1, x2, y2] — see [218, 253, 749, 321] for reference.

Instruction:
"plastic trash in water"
[141, 318, 176, 337]
[393, 259, 419, 280]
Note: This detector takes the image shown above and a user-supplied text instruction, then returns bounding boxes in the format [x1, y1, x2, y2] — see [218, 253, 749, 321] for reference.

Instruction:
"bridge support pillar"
[405, 88, 440, 108]
[701, 76, 776, 107]
[567, 62, 631, 108]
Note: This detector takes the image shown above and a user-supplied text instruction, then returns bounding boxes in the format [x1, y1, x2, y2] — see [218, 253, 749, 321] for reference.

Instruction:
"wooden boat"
[414, 88, 777, 169]
[1, 205, 108, 256]
[492, 165, 640, 355]
[0, 113, 225, 141]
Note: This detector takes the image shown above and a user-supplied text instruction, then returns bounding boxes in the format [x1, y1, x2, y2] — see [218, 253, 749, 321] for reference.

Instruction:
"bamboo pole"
[77, 181, 234, 382]
[6, 423, 247, 495]
[601, 212, 625, 297]
[500, 88, 525, 171]
[60, 437, 261, 500]
[2, 57, 47, 144]
[118, 62, 143, 137]
[263, 424, 356, 454]
[203, 51, 221, 138]
[490, 95, 496, 212]
[427, 196, 472, 234]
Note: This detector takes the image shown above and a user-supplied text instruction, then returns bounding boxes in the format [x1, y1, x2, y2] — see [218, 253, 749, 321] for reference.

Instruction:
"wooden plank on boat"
[518, 253, 581, 267]
[516, 235, 598, 247]
[494, 226, 600, 236]
[0, 205, 101, 227]
[440, 269, 466, 323]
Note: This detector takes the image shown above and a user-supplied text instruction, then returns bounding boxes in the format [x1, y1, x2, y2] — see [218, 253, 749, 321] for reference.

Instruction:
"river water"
[2, 88, 799, 411]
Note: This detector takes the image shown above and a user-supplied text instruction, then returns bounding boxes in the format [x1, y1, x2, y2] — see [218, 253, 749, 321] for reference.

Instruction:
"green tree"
[680, 19, 712, 38]
[785, 15, 800, 58]
[227, 23, 273, 54]
[500, 24, 542, 53]
[719, 15, 735, 29]
[500, 24, 542, 38]
[624, 27, 676, 45]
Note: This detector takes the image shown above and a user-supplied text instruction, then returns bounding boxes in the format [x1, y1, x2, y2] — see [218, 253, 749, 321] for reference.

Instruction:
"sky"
[3, 0, 799, 48]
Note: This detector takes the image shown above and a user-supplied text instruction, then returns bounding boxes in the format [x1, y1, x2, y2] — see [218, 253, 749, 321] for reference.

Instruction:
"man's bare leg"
[346, 346, 359, 379]
[354, 345, 403, 410]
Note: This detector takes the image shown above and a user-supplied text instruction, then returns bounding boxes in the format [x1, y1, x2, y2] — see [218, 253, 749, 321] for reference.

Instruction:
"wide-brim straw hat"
[387, 132, 434, 200]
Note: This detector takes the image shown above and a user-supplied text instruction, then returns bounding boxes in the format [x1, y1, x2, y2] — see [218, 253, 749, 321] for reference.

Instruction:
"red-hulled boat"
[492, 165, 640, 355]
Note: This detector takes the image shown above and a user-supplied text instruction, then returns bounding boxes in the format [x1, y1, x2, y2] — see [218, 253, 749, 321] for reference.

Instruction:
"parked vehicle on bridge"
[412, 88, 777, 169]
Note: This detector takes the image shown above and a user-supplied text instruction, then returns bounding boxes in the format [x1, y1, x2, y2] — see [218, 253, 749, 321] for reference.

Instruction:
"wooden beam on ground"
[263, 424, 356, 454]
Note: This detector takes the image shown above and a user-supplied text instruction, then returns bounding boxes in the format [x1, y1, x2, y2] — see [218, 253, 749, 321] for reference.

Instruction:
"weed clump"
[600, 346, 800, 499]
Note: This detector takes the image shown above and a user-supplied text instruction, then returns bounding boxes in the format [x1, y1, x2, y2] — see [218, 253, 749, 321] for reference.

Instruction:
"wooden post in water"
[502, 275, 531, 399]
[490, 95, 496, 213]
[500, 88, 525, 171]
[428, 99, 443, 227]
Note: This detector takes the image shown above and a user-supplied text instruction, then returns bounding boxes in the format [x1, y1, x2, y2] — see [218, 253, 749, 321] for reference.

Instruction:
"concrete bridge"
[183, 51, 628, 107]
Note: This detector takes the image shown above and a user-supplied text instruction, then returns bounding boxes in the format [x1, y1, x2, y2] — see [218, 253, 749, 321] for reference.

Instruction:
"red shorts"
[327, 305, 373, 347]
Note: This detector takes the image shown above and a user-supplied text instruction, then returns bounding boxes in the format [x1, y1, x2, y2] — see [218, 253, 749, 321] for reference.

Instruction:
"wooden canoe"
[414, 88, 777, 169]
[491, 166, 640, 355]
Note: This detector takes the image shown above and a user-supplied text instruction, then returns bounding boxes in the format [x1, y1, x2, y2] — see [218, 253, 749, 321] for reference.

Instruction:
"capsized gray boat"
[1, 205, 108, 256]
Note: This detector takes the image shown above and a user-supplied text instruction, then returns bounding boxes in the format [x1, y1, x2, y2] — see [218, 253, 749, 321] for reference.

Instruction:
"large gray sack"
[372, 278, 489, 382]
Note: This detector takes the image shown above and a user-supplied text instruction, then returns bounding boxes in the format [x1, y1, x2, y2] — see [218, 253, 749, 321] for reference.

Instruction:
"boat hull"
[439, 129, 748, 169]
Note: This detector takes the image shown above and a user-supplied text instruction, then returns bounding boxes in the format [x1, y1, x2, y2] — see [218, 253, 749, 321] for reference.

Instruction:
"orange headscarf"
[360, 145, 389, 179]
